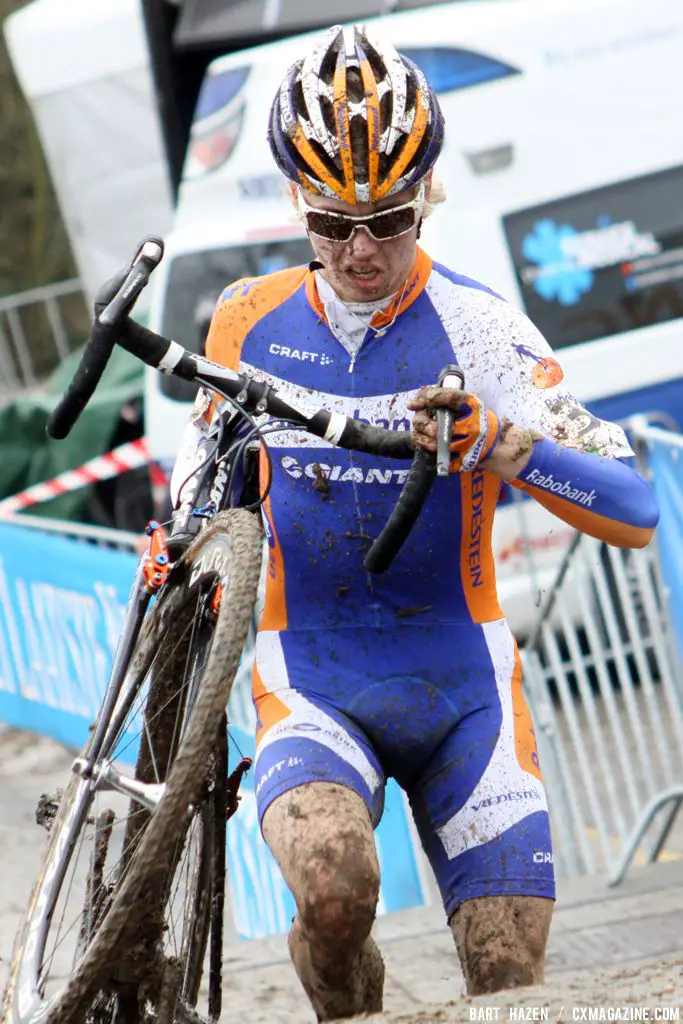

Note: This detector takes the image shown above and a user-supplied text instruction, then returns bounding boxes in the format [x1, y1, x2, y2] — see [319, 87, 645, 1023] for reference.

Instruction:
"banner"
[645, 434, 683, 663]
[0, 521, 427, 938]
[0, 521, 136, 747]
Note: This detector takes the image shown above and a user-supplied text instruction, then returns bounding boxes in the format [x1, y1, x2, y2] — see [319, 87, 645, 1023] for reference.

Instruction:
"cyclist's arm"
[171, 268, 308, 507]
[169, 278, 255, 508]
[465, 300, 659, 548]
[497, 434, 658, 549]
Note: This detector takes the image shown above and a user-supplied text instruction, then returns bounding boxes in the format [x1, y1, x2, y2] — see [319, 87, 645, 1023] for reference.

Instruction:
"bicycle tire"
[115, 716, 227, 1022]
[107, 730, 224, 1023]
[177, 712, 228, 1019]
[3, 509, 263, 1024]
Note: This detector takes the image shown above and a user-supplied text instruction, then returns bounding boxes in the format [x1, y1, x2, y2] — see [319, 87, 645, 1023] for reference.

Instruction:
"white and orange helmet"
[268, 24, 445, 204]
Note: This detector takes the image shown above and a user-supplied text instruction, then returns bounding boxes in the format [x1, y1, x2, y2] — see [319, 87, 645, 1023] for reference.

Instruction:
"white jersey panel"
[425, 269, 634, 459]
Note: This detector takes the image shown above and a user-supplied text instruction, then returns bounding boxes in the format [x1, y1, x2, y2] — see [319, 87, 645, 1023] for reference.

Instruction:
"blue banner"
[0, 522, 136, 748]
[646, 435, 683, 663]
[0, 522, 427, 937]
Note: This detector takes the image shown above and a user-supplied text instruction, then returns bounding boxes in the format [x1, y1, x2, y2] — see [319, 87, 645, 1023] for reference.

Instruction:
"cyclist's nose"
[347, 224, 381, 255]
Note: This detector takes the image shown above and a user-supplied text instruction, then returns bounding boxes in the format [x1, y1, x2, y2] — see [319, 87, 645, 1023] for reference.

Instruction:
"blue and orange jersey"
[200, 247, 657, 633]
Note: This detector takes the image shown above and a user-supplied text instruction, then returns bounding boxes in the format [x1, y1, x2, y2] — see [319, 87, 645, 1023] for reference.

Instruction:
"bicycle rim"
[4, 510, 263, 1024]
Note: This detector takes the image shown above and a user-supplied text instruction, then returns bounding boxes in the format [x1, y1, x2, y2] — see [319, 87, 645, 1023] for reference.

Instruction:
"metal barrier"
[0, 278, 87, 399]
[522, 464, 683, 884]
[0, 510, 139, 552]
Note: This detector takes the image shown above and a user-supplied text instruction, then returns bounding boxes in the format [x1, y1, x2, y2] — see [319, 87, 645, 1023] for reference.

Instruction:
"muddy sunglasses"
[297, 184, 425, 243]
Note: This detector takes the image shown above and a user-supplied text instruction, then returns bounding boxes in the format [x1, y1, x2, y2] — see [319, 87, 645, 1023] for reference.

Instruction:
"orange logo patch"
[514, 344, 564, 389]
[532, 357, 564, 389]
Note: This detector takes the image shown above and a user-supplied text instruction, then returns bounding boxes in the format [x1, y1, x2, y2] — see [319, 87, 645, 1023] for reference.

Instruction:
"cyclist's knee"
[299, 834, 380, 952]
[450, 895, 553, 994]
[263, 783, 380, 952]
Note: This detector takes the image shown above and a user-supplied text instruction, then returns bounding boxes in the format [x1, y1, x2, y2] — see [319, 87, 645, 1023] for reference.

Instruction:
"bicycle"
[2, 238, 461, 1024]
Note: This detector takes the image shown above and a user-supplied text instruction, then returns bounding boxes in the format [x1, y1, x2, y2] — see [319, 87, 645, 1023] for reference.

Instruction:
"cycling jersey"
[193, 246, 658, 914]
[204, 247, 655, 634]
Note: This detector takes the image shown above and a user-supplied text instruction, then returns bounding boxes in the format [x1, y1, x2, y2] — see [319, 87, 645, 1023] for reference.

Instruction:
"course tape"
[0, 438, 151, 515]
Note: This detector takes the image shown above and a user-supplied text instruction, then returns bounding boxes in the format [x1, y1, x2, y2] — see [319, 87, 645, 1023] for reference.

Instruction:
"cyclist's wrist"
[481, 422, 539, 481]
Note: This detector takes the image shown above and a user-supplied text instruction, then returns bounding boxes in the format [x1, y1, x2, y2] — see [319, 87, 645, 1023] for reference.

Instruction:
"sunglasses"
[297, 184, 425, 243]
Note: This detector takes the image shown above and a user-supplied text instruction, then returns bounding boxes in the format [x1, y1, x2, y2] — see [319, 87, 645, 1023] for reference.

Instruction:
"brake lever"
[435, 364, 465, 477]
[98, 236, 165, 326]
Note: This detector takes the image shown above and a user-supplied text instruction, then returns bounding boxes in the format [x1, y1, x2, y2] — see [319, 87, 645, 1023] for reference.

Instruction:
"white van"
[145, 0, 683, 634]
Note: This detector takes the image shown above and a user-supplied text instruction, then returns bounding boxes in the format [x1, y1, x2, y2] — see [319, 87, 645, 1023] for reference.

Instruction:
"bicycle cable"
[230, 421, 315, 510]
[172, 392, 327, 520]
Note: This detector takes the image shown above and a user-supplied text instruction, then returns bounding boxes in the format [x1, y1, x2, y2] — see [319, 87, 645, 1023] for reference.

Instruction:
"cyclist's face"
[299, 186, 422, 303]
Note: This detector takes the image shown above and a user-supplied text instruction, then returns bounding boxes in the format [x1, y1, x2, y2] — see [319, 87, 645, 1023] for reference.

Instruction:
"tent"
[0, 346, 147, 527]
[4, 0, 174, 308]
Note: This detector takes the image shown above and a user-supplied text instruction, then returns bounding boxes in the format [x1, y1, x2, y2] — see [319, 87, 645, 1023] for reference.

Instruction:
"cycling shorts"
[252, 617, 555, 917]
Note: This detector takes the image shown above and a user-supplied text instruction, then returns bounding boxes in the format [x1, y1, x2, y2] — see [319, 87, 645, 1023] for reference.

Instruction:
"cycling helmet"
[268, 24, 445, 204]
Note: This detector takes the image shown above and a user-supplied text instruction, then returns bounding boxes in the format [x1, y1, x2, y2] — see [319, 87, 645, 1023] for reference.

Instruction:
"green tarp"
[0, 345, 144, 521]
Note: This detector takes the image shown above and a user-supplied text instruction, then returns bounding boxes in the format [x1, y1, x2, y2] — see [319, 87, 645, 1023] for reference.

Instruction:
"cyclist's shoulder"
[428, 260, 507, 304]
[427, 260, 544, 338]
[216, 265, 309, 316]
[207, 265, 309, 368]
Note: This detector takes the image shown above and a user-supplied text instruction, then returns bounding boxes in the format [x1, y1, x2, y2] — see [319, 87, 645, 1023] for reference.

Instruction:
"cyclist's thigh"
[406, 619, 555, 918]
[253, 667, 385, 832]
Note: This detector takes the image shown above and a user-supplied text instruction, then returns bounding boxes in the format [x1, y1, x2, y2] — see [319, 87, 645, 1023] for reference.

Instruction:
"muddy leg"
[262, 782, 384, 1021]
[450, 895, 553, 994]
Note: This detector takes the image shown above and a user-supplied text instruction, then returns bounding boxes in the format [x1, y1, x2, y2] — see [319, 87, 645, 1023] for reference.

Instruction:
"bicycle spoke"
[106, 594, 211, 778]
[109, 607, 205, 766]
[41, 798, 94, 986]
[39, 801, 143, 983]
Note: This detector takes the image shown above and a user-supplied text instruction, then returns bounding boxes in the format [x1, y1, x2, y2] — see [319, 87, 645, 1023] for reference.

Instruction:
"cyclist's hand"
[408, 386, 501, 472]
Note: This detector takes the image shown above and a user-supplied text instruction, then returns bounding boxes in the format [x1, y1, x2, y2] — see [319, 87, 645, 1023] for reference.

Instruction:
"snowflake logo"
[521, 219, 594, 306]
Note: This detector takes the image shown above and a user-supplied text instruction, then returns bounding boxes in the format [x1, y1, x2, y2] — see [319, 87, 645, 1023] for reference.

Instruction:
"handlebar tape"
[334, 417, 414, 460]
[46, 324, 117, 440]
[98, 238, 164, 326]
[364, 447, 436, 573]
[46, 237, 164, 439]
[115, 319, 197, 379]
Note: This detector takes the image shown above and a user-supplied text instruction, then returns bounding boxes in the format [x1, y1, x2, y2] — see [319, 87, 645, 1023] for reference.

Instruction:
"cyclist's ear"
[424, 169, 434, 201]
[423, 170, 447, 220]
[287, 181, 303, 221]
[93, 266, 130, 322]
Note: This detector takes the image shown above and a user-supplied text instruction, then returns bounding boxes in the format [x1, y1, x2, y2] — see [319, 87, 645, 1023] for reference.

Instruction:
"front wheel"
[3, 510, 263, 1024]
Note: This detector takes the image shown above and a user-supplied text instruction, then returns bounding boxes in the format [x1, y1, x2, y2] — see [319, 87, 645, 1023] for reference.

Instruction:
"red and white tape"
[0, 438, 153, 516]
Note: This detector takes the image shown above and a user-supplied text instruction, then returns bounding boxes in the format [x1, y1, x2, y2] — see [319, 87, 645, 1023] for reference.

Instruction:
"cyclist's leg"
[254, 667, 386, 1020]
[262, 783, 384, 1021]
[406, 619, 555, 994]
[450, 893, 552, 993]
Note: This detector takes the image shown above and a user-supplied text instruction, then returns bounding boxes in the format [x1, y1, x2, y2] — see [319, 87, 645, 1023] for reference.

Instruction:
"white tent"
[4, 0, 174, 307]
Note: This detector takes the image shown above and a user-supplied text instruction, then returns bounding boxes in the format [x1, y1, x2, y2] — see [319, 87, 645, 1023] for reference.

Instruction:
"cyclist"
[172, 23, 659, 1020]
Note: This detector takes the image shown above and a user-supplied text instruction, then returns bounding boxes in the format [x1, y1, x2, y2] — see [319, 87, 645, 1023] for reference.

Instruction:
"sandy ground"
[1, 728, 682, 1022]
